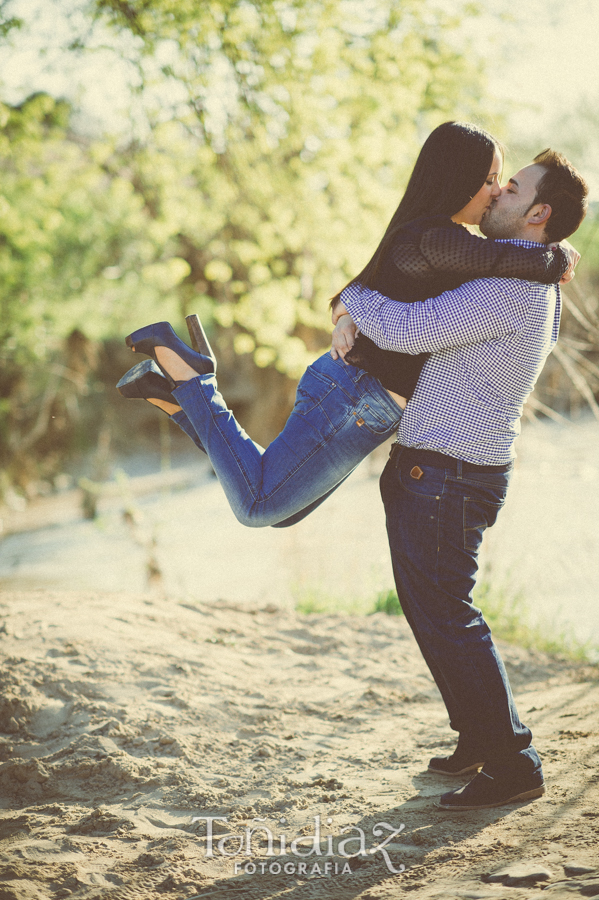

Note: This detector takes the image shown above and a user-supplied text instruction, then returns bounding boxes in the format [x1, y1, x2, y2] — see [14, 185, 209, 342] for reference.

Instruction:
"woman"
[117, 122, 571, 528]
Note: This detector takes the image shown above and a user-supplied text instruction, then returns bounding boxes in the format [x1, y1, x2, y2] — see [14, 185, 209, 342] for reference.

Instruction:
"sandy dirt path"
[0, 590, 598, 900]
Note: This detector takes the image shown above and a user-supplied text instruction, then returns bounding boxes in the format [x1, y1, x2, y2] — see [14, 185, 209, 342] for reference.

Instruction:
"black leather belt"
[389, 443, 512, 474]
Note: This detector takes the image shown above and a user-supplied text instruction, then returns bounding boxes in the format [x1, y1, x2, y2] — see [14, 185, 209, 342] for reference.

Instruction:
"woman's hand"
[330, 314, 358, 361]
[550, 239, 581, 284]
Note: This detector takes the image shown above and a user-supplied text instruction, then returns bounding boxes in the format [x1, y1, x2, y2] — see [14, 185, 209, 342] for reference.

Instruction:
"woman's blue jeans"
[380, 448, 542, 779]
[170, 353, 403, 528]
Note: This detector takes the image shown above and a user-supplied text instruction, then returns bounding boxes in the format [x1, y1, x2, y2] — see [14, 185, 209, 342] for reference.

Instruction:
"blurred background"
[0, 0, 598, 649]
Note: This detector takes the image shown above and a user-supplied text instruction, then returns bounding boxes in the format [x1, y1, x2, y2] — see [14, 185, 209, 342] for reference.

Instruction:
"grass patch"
[473, 580, 598, 664]
[294, 580, 599, 666]
[294, 590, 334, 616]
[293, 586, 404, 617]
[371, 589, 404, 617]
[293, 587, 373, 616]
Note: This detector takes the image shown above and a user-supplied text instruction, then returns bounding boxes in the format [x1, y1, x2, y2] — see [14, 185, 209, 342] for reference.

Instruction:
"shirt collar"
[495, 238, 547, 249]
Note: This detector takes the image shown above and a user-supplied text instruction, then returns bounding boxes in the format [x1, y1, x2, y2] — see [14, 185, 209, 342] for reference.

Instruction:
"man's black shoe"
[435, 769, 546, 810]
[428, 735, 485, 776]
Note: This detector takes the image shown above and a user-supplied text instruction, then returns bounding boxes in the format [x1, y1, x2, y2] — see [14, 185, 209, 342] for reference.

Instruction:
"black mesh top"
[344, 215, 568, 398]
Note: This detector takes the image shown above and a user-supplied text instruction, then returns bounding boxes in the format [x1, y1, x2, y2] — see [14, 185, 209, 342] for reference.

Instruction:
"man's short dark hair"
[531, 149, 588, 242]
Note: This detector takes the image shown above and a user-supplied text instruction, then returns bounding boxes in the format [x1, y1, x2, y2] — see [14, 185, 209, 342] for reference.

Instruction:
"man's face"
[480, 163, 546, 240]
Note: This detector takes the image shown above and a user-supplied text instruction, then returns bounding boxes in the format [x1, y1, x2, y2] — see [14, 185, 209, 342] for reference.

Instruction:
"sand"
[1, 588, 598, 900]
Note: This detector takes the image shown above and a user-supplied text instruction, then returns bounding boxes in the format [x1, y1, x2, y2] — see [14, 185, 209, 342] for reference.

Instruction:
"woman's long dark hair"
[333, 121, 502, 301]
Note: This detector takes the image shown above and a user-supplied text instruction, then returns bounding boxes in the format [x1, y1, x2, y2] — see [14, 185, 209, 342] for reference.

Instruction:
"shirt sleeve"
[341, 279, 530, 354]
[391, 226, 568, 284]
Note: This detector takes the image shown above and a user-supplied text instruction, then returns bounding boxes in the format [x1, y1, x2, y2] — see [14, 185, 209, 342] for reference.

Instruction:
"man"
[332, 150, 588, 810]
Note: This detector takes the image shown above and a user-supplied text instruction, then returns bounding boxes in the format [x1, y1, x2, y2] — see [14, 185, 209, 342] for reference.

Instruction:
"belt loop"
[456, 459, 463, 479]
[389, 443, 403, 468]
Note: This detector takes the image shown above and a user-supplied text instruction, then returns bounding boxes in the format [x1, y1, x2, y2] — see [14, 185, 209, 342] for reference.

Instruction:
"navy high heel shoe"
[116, 360, 178, 405]
[185, 314, 217, 374]
[125, 321, 214, 388]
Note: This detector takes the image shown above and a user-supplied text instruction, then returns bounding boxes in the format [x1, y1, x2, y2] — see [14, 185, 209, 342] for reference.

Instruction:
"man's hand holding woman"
[330, 305, 358, 362]
[551, 239, 581, 284]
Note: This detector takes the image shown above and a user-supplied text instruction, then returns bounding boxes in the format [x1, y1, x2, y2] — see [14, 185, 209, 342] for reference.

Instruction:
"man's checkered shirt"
[341, 239, 561, 466]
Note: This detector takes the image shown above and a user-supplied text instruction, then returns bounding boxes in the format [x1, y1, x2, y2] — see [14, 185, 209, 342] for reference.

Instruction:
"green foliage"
[295, 580, 598, 665]
[89, 0, 489, 378]
[474, 580, 598, 663]
[293, 586, 406, 617]
[572, 204, 599, 280]
[1, 0, 495, 488]
[0, 0, 21, 40]
[371, 588, 403, 616]
[293, 585, 371, 616]
[294, 590, 332, 616]
[0, 94, 188, 483]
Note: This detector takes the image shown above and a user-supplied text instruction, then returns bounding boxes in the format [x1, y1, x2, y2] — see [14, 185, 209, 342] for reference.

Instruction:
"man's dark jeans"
[380, 448, 542, 779]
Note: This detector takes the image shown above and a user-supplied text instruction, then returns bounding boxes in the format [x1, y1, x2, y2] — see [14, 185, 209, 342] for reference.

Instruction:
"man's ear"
[527, 203, 552, 227]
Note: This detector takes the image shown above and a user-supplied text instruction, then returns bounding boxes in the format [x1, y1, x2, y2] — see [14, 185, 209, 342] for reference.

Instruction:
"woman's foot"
[147, 396, 182, 415]
[125, 321, 214, 388]
[116, 360, 182, 415]
[153, 346, 199, 384]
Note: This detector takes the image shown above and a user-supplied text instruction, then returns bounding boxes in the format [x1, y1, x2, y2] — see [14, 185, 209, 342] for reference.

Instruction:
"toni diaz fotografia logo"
[191, 814, 406, 876]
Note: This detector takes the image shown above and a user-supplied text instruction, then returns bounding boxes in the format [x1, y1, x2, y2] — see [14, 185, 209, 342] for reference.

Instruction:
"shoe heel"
[185, 314, 215, 360]
[516, 784, 546, 802]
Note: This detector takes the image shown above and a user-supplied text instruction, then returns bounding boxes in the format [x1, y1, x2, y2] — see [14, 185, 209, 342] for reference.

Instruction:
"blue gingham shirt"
[341, 239, 561, 465]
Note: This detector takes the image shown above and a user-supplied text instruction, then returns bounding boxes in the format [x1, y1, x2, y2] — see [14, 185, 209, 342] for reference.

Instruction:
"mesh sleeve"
[391, 226, 568, 285]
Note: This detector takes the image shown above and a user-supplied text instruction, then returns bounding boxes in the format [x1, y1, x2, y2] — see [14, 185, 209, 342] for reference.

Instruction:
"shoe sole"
[117, 360, 156, 397]
[116, 360, 154, 389]
[428, 762, 484, 776]
[116, 360, 175, 404]
[435, 783, 546, 811]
